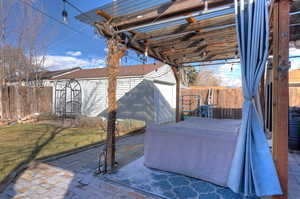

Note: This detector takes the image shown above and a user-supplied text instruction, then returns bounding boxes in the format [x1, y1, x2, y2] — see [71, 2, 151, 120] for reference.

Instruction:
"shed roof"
[30, 67, 81, 80]
[53, 63, 164, 80]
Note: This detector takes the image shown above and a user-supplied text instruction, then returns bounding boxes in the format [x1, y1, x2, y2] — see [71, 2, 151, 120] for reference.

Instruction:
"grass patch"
[0, 119, 145, 183]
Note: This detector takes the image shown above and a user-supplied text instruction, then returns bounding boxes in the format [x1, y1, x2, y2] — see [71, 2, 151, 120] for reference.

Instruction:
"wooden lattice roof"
[76, 0, 300, 67]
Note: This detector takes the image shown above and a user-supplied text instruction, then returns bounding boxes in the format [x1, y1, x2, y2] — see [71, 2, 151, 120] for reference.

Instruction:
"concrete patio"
[0, 133, 299, 199]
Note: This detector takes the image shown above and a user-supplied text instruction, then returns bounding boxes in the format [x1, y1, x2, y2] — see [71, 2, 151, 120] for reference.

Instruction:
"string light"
[62, 0, 68, 24]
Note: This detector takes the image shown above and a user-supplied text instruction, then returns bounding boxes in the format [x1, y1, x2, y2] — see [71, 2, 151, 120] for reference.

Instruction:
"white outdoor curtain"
[227, 0, 282, 197]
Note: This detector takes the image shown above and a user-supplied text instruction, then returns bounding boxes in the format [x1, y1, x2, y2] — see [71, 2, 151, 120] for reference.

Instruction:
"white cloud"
[289, 47, 300, 56]
[41, 55, 105, 70]
[83, 58, 106, 69]
[214, 63, 242, 87]
[289, 48, 300, 70]
[65, 51, 82, 57]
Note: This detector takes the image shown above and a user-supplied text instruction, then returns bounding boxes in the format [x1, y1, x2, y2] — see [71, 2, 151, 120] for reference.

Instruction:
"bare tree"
[181, 66, 198, 86]
[192, 70, 221, 86]
[0, 0, 54, 86]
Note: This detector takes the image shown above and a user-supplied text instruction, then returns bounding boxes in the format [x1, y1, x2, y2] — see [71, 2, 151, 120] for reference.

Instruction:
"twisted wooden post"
[106, 39, 126, 172]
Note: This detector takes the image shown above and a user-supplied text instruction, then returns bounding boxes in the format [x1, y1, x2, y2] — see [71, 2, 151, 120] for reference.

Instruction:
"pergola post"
[272, 0, 289, 198]
[106, 39, 125, 172]
[171, 66, 181, 122]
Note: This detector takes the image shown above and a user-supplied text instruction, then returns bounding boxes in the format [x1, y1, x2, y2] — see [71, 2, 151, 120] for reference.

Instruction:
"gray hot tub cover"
[144, 117, 241, 187]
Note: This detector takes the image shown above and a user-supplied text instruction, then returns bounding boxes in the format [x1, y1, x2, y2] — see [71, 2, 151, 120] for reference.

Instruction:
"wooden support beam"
[148, 26, 236, 47]
[95, 22, 178, 67]
[153, 36, 236, 55]
[112, 0, 233, 29]
[173, 49, 237, 63]
[105, 39, 126, 172]
[134, 14, 235, 40]
[186, 17, 198, 23]
[162, 42, 237, 57]
[127, 39, 178, 66]
[171, 0, 198, 24]
[171, 66, 181, 122]
[96, 10, 113, 21]
[272, 0, 289, 198]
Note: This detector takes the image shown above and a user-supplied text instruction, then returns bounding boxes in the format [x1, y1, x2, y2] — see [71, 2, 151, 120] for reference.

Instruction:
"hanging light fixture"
[62, 0, 68, 24]
[230, 63, 234, 72]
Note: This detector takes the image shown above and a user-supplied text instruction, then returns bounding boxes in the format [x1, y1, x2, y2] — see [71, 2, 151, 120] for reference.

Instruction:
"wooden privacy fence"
[182, 87, 300, 119]
[0, 86, 53, 120]
[289, 87, 300, 107]
[181, 87, 244, 119]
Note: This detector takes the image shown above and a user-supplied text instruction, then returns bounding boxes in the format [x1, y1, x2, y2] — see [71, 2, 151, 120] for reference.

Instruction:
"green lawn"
[0, 121, 144, 183]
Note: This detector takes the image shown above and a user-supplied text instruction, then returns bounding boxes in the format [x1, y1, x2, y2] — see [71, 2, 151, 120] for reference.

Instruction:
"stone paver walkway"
[288, 152, 300, 199]
[0, 133, 300, 199]
[0, 133, 151, 199]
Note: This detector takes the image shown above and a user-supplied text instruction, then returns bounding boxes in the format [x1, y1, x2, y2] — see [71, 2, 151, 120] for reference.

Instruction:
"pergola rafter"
[110, 0, 233, 29]
[132, 14, 235, 40]
[147, 26, 236, 47]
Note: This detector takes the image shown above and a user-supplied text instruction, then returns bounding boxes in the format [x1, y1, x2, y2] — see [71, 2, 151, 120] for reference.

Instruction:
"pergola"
[76, 0, 300, 198]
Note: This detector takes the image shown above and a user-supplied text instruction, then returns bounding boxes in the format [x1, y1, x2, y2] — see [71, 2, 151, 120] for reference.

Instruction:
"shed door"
[154, 82, 175, 124]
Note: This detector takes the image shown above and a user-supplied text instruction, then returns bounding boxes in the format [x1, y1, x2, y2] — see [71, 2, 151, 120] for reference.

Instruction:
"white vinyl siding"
[54, 64, 176, 124]
[154, 82, 176, 124]
[80, 80, 107, 116]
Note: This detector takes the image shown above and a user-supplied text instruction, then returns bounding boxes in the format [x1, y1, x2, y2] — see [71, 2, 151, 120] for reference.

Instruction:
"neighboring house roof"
[28, 67, 81, 81]
[289, 69, 300, 83]
[52, 63, 164, 80]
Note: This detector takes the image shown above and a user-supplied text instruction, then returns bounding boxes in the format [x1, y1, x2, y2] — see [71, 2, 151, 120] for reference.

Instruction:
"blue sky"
[35, 0, 113, 69]
[25, 0, 150, 70]
[13, 0, 300, 87]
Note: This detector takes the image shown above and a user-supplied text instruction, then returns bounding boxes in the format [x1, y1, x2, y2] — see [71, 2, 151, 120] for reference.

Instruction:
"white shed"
[53, 63, 177, 124]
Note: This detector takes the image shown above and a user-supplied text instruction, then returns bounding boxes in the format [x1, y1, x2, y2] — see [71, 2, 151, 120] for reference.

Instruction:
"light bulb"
[62, 10, 68, 24]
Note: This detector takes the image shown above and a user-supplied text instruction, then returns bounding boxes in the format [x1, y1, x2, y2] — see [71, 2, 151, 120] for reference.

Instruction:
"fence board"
[182, 87, 243, 119]
[182, 87, 300, 119]
[0, 86, 53, 120]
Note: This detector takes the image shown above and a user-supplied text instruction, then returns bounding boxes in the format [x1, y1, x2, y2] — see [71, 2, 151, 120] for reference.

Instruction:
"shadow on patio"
[1, 131, 300, 199]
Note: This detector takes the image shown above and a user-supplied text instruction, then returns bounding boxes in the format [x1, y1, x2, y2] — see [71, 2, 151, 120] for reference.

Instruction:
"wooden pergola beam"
[186, 17, 198, 23]
[272, 0, 289, 198]
[134, 14, 235, 40]
[148, 26, 236, 48]
[96, 10, 113, 21]
[95, 22, 178, 66]
[167, 49, 237, 63]
[154, 37, 236, 57]
[162, 42, 237, 57]
[112, 0, 233, 29]
[127, 38, 178, 66]
[175, 50, 237, 63]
